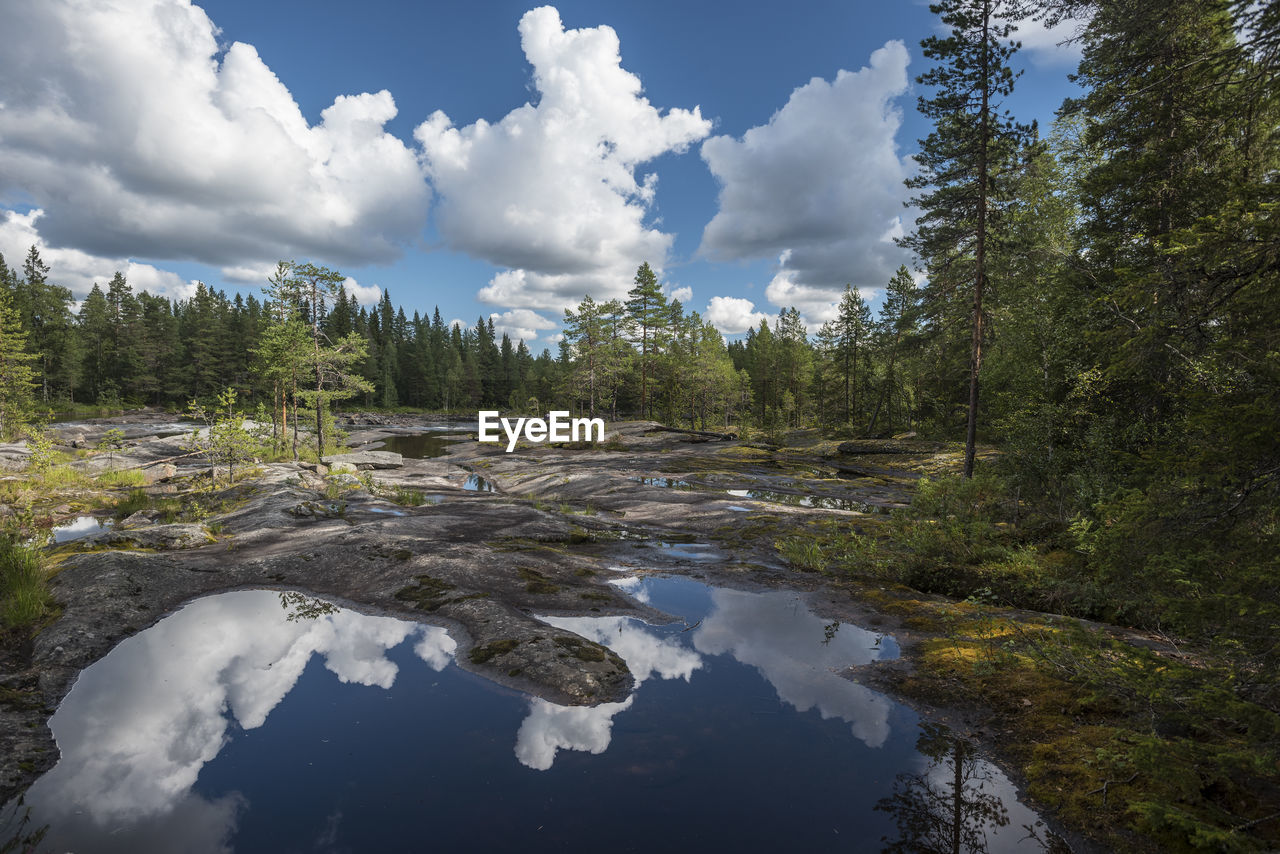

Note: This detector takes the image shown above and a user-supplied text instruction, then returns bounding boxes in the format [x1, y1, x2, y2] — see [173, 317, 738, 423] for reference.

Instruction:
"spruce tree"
[625, 262, 667, 420]
[0, 285, 38, 438]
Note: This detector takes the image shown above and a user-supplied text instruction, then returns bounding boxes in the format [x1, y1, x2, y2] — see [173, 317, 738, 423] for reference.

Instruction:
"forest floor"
[1, 412, 1272, 851]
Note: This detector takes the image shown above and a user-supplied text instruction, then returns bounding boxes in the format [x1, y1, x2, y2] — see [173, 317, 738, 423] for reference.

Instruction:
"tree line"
[0, 0, 1272, 588]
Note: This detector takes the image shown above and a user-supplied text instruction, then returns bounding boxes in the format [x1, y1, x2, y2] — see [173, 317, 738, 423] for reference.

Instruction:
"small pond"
[463, 473, 496, 492]
[2, 578, 1064, 852]
[376, 431, 469, 460]
[48, 515, 113, 543]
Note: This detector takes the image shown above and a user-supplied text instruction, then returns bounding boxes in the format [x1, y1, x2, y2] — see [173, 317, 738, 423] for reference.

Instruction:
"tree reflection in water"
[877, 723, 1066, 853]
[277, 591, 339, 622]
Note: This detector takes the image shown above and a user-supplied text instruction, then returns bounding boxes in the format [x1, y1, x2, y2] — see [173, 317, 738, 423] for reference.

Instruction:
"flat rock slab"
[322, 450, 403, 469]
[80, 523, 215, 550]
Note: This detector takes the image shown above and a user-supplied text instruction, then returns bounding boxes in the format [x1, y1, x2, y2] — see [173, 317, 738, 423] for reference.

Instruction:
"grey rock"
[142, 463, 178, 484]
[81, 523, 215, 550]
[120, 509, 159, 528]
[321, 450, 403, 469]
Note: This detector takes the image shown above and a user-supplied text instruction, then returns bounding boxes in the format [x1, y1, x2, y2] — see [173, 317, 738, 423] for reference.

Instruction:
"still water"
[4, 577, 1062, 853]
[47, 515, 113, 543]
[375, 431, 466, 460]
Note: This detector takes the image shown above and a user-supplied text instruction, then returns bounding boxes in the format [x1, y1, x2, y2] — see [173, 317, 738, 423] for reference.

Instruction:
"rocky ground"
[0, 412, 969, 808]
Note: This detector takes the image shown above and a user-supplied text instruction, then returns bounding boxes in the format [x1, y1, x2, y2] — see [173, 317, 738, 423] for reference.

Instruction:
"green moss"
[518, 567, 560, 594]
[469, 638, 520, 664]
[553, 635, 606, 662]
[394, 574, 457, 611]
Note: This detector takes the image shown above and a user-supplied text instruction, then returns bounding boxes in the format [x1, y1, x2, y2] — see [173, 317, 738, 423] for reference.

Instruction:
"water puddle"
[727, 487, 882, 512]
[463, 473, 495, 492]
[363, 506, 408, 517]
[3, 579, 1063, 852]
[632, 476, 695, 489]
[622, 540, 723, 563]
[376, 431, 468, 460]
[48, 516, 113, 543]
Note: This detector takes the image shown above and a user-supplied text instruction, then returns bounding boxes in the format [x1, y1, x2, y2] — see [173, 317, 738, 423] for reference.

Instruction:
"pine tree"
[901, 0, 1034, 476]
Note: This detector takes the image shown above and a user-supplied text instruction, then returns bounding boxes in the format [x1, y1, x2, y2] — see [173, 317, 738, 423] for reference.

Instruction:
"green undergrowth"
[778, 472, 1280, 851]
[0, 540, 54, 633]
[874, 589, 1280, 852]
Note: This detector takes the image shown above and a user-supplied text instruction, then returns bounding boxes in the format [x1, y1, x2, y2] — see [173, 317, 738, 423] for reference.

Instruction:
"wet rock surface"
[0, 415, 941, 804]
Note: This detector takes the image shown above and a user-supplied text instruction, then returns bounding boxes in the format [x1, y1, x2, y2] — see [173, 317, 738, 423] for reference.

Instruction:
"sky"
[0, 0, 1084, 348]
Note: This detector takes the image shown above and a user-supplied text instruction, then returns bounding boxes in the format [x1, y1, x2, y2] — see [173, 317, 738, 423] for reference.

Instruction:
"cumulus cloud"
[0, 0, 429, 270]
[700, 41, 914, 310]
[489, 308, 559, 343]
[668, 285, 693, 305]
[763, 259, 875, 325]
[416, 6, 711, 313]
[342, 276, 383, 307]
[705, 295, 775, 335]
[1011, 14, 1086, 67]
[0, 209, 198, 300]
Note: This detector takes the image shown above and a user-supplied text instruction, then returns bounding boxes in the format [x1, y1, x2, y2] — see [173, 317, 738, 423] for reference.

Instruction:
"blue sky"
[0, 1, 1082, 348]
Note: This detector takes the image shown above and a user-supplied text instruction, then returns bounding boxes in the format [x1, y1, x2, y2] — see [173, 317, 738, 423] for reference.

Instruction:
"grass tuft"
[0, 540, 52, 630]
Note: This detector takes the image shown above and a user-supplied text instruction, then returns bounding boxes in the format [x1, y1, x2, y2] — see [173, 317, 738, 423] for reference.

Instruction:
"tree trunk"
[964, 0, 992, 480]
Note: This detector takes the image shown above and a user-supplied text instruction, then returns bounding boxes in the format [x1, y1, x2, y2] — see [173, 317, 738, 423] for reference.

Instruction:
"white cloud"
[700, 40, 914, 310]
[0, 209, 197, 300]
[0, 0, 429, 270]
[1012, 14, 1086, 67]
[341, 276, 382, 306]
[763, 260, 874, 325]
[219, 263, 277, 285]
[668, 285, 693, 304]
[705, 295, 775, 335]
[489, 308, 559, 343]
[415, 6, 711, 314]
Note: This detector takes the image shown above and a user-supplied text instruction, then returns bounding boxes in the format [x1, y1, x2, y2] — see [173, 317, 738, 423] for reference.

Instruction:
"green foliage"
[0, 539, 51, 630]
[776, 537, 828, 572]
[96, 468, 145, 488]
[186, 388, 263, 486]
[389, 487, 427, 507]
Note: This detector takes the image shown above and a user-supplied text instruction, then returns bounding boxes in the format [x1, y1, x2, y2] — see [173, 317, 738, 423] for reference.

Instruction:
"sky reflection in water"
[7, 578, 1055, 852]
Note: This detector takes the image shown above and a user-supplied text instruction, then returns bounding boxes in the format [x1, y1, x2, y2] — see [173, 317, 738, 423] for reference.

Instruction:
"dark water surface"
[4, 578, 1062, 853]
[375, 430, 468, 460]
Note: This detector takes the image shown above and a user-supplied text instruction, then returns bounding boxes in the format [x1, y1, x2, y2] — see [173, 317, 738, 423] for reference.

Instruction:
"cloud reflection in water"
[517, 578, 895, 769]
[25, 590, 454, 842]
